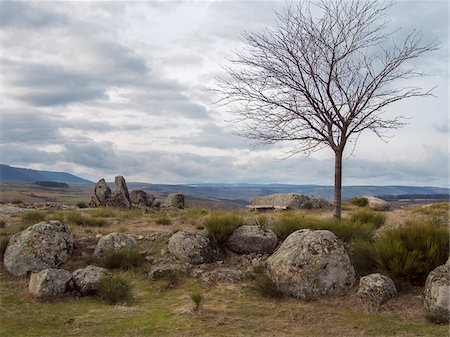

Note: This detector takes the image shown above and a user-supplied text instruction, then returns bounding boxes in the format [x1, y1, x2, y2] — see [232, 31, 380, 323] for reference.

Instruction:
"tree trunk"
[333, 150, 343, 219]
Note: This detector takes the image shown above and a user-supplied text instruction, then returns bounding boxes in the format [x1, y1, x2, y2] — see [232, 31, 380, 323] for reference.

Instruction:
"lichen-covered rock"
[90, 179, 112, 207]
[93, 232, 137, 258]
[4, 221, 74, 276]
[358, 273, 396, 309]
[106, 176, 132, 209]
[251, 193, 331, 209]
[130, 190, 155, 207]
[72, 265, 110, 295]
[423, 263, 449, 323]
[148, 264, 188, 280]
[29, 268, 72, 298]
[364, 196, 390, 211]
[266, 229, 355, 300]
[163, 193, 185, 209]
[200, 268, 245, 284]
[226, 225, 278, 254]
[168, 231, 218, 264]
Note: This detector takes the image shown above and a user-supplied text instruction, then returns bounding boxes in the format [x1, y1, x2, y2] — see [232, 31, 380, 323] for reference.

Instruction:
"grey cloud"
[0, 1, 67, 28]
[433, 122, 449, 134]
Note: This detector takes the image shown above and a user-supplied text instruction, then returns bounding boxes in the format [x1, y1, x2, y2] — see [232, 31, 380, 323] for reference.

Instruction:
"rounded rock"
[72, 265, 110, 295]
[168, 231, 218, 264]
[93, 232, 137, 258]
[423, 263, 449, 323]
[29, 268, 72, 298]
[226, 225, 278, 254]
[358, 273, 396, 309]
[266, 229, 355, 300]
[4, 220, 74, 276]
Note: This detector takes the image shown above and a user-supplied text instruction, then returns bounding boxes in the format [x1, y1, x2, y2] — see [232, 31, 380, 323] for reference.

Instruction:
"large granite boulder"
[251, 193, 331, 210]
[130, 190, 155, 207]
[4, 221, 74, 276]
[106, 176, 132, 209]
[72, 265, 110, 295]
[29, 268, 72, 298]
[226, 225, 278, 254]
[163, 193, 185, 209]
[168, 231, 218, 264]
[423, 262, 449, 323]
[266, 229, 355, 300]
[90, 179, 112, 207]
[93, 232, 137, 258]
[364, 196, 390, 211]
[358, 273, 396, 309]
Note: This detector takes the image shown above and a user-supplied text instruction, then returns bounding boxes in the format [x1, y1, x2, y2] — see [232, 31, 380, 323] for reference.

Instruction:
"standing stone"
[168, 231, 218, 264]
[364, 196, 390, 211]
[90, 179, 112, 207]
[4, 221, 74, 276]
[93, 232, 137, 258]
[29, 268, 72, 298]
[266, 229, 355, 300]
[358, 273, 397, 310]
[226, 225, 278, 254]
[72, 265, 110, 295]
[423, 262, 449, 323]
[163, 193, 185, 209]
[106, 176, 132, 209]
[130, 190, 155, 207]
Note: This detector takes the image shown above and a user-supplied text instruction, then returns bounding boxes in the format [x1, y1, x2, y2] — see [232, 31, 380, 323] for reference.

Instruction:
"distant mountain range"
[0, 164, 93, 186]
[1, 164, 448, 201]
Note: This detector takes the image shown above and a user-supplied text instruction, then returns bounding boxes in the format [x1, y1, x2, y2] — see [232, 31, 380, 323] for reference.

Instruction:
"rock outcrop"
[130, 190, 155, 207]
[89, 179, 112, 207]
[364, 196, 390, 211]
[423, 262, 449, 323]
[72, 265, 110, 295]
[90, 176, 131, 209]
[226, 225, 278, 254]
[93, 232, 137, 258]
[163, 193, 185, 209]
[29, 268, 72, 298]
[358, 273, 396, 309]
[250, 193, 331, 210]
[200, 268, 245, 284]
[266, 229, 355, 300]
[168, 231, 218, 265]
[4, 221, 74, 276]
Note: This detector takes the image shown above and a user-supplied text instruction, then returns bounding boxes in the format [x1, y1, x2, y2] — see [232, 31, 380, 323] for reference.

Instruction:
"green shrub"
[160, 270, 182, 289]
[77, 202, 89, 209]
[190, 292, 204, 311]
[351, 197, 368, 207]
[11, 199, 24, 205]
[374, 222, 449, 285]
[97, 275, 133, 305]
[350, 239, 378, 277]
[21, 211, 46, 226]
[272, 213, 303, 240]
[155, 216, 171, 226]
[97, 248, 144, 270]
[0, 236, 10, 260]
[203, 212, 247, 244]
[350, 209, 386, 228]
[90, 208, 117, 218]
[253, 275, 284, 299]
[67, 211, 108, 227]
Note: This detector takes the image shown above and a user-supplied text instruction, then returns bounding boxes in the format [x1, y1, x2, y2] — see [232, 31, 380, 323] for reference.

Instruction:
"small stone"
[358, 273, 396, 310]
[72, 265, 110, 295]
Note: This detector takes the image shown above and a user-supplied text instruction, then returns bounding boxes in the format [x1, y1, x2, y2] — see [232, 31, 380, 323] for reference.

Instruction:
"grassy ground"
[0, 201, 449, 336]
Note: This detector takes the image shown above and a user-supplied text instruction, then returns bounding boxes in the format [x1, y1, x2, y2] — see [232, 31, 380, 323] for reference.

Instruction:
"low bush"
[351, 197, 369, 207]
[350, 209, 386, 228]
[97, 248, 144, 270]
[21, 211, 46, 226]
[203, 212, 247, 244]
[160, 270, 182, 290]
[350, 239, 378, 277]
[119, 208, 143, 219]
[272, 213, 303, 240]
[155, 216, 171, 226]
[77, 202, 89, 209]
[0, 220, 5, 229]
[11, 199, 24, 205]
[183, 208, 208, 218]
[67, 211, 108, 227]
[97, 275, 133, 305]
[374, 222, 449, 286]
[190, 292, 204, 311]
[90, 208, 117, 218]
[253, 275, 284, 299]
[0, 236, 10, 260]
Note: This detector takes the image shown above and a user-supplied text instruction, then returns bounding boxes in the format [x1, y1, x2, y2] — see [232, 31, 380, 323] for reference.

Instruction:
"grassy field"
[0, 199, 449, 337]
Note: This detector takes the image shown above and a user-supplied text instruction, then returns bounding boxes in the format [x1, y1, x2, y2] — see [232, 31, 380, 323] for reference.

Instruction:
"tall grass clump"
[272, 213, 303, 240]
[97, 275, 133, 305]
[97, 248, 144, 270]
[350, 239, 378, 277]
[119, 208, 143, 219]
[351, 196, 368, 207]
[374, 222, 449, 285]
[155, 216, 171, 226]
[203, 211, 247, 244]
[90, 208, 117, 218]
[21, 211, 46, 226]
[67, 211, 108, 227]
[190, 292, 204, 311]
[350, 209, 386, 228]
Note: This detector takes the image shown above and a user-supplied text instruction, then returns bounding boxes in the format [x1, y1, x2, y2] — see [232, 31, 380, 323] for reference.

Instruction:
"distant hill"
[0, 164, 93, 186]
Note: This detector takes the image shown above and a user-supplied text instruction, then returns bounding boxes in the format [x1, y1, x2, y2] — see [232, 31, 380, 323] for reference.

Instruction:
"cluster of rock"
[250, 193, 331, 210]
[89, 175, 184, 210]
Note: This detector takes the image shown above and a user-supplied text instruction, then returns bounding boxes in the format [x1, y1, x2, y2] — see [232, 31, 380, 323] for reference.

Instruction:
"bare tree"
[215, 0, 438, 218]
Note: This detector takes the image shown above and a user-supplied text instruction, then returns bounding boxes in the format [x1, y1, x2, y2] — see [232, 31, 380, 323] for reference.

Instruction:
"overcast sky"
[0, 0, 448, 186]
